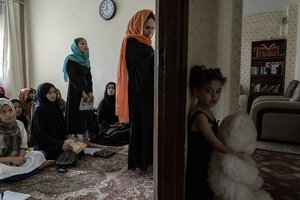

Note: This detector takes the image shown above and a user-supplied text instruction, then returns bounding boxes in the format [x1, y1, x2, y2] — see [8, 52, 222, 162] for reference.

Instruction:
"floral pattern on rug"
[100, 168, 154, 200]
[253, 148, 300, 200]
[1, 145, 154, 200]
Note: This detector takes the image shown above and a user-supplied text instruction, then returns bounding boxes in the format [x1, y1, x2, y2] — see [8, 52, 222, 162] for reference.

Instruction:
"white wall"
[243, 0, 300, 14]
[26, 0, 155, 106]
[187, 0, 242, 120]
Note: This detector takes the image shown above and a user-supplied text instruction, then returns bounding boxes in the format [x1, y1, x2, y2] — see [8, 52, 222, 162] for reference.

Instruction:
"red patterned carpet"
[0, 145, 154, 200]
[253, 149, 300, 200]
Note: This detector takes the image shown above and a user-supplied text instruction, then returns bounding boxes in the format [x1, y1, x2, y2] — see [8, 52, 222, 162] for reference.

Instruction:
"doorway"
[154, 0, 189, 199]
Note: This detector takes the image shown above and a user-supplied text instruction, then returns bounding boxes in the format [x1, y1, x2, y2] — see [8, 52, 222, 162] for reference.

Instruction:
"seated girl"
[0, 98, 47, 182]
[10, 98, 29, 132]
[0, 87, 9, 99]
[18, 87, 36, 143]
[30, 83, 74, 172]
[17, 87, 35, 122]
[90, 82, 129, 146]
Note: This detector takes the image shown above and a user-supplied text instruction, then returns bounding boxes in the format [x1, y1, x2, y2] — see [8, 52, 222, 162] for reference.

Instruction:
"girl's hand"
[62, 142, 73, 152]
[233, 151, 245, 160]
[88, 92, 93, 99]
[86, 92, 94, 103]
[82, 91, 89, 102]
[10, 156, 25, 166]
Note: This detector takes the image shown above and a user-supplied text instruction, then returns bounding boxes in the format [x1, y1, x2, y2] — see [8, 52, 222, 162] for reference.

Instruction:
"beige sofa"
[249, 82, 300, 144]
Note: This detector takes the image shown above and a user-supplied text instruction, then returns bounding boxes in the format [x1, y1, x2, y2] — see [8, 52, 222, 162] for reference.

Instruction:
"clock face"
[99, 0, 116, 20]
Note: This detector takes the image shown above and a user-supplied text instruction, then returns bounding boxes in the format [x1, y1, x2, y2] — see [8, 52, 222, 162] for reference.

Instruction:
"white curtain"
[0, 1, 5, 87]
[2, 0, 25, 98]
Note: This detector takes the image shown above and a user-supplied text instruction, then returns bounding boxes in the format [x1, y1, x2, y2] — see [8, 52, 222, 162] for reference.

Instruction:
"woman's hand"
[62, 142, 73, 152]
[10, 156, 25, 166]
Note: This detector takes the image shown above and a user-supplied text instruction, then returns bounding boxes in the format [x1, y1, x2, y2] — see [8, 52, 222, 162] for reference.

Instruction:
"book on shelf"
[64, 138, 87, 154]
[253, 84, 261, 92]
[265, 85, 275, 93]
[79, 97, 94, 111]
[260, 84, 269, 92]
[272, 84, 281, 93]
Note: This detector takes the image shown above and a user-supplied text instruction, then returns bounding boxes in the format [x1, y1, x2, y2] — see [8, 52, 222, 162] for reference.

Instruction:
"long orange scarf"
[116, 9, 153, 123]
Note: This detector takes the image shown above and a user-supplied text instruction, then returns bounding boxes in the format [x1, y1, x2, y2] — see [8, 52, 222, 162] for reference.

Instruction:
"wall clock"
[99, 0, 117, 20]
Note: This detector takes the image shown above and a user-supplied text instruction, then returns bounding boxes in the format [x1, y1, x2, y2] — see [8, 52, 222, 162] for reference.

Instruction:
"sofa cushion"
[284, 80, 299, 98]
[290, 83, 300, 101]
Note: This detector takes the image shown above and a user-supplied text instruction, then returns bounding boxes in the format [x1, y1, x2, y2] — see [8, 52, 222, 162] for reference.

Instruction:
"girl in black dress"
[89, 82, 129, 146]
[30, 83, 72, 160]
[185, 65, 244, 199]
[63, 38, 94, 144]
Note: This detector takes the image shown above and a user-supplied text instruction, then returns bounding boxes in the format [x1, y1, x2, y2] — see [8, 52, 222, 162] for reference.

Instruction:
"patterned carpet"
[0, 145, 154, 200]
[2, 142, 298, 200]
[253, 148, 300, 200]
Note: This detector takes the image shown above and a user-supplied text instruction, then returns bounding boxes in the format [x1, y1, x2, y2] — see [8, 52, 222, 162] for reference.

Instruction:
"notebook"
[93, 149, 116, 158]
[2, 190, 31, 200]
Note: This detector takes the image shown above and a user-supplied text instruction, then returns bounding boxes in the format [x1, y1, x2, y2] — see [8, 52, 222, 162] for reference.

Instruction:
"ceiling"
[243, 0, 300, 14]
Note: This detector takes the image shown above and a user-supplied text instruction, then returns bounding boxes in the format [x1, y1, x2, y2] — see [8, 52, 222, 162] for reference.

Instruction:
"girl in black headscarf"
[90, 82, 129, 146]
[30, 83, 72, 160]
[10, 99, 29, 132]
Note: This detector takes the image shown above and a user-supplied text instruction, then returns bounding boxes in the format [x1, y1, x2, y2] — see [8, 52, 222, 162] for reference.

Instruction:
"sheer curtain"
[1, 0, 26, 98]
[0, 1, 5, 86]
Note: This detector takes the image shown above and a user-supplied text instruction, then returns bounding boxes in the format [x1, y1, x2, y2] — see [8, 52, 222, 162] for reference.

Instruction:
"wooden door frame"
[154, 0, 189, 199]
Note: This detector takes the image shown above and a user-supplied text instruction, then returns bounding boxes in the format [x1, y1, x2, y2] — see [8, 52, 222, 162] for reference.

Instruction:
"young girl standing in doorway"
[185, 65, 243, 199]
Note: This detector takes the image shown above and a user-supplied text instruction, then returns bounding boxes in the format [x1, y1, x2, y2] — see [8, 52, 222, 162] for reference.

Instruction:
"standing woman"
[116, 9, 155, 170]
[63, 38, 94, 144]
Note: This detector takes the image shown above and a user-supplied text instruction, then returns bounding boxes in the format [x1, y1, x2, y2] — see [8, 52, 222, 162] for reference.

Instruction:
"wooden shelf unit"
[248, 39, 286, 112]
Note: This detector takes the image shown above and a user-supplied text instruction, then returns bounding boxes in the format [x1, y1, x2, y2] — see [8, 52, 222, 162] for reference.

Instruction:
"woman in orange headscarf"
[18, 87, 35, 143]
[18, 88, 35, 123]
[116, 9, 155, 170]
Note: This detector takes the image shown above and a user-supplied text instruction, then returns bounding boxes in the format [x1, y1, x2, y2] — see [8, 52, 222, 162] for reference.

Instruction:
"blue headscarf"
[62, 39, 90, 82]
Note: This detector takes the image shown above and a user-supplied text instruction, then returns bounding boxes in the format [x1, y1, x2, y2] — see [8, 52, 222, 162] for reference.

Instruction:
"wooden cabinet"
[248, 39, 286, 111]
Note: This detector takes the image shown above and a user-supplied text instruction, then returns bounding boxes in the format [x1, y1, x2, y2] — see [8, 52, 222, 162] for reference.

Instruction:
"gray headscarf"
[0, 98, 21, 157]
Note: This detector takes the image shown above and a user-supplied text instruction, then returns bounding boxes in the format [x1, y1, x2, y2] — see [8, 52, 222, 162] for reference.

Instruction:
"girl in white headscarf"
[0, 98, 47, 182]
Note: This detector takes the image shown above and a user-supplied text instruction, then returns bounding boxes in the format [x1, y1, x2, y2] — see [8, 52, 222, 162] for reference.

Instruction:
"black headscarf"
[33, 82, 61, 116]
[30, 83, 67, 159]
[103, 82, 116, 110]
[96, 82, 118, 126]
[10, 98, 29, 130]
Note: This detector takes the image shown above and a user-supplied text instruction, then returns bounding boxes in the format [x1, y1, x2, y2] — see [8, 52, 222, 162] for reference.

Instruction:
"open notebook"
[79, 97, 93, 111]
